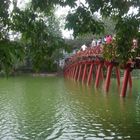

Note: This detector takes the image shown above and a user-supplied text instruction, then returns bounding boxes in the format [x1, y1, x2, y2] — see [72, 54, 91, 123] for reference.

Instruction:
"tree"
[11, 4, 69, 72]
[0, 0, 140, 74]
[64, 0, 140, 63]
[0, 0, 10, 40]
[0, 0, 69, 74]
[0, 0, 25, 75]
[65, 16, 116, 50]
[102, 17, 116, 35]
[32, 0, 140, 63]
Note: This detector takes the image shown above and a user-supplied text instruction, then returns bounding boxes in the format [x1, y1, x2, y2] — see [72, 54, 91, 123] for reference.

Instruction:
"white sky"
[55, 6, 73, 39]
[128, 7, 139, 15]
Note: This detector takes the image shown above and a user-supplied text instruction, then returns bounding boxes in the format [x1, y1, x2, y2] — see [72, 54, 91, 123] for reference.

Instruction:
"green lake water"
[0, 76, 140, 140]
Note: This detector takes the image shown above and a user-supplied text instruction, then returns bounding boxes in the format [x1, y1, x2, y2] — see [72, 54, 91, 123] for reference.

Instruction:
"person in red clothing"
[106, 35, 112, 44]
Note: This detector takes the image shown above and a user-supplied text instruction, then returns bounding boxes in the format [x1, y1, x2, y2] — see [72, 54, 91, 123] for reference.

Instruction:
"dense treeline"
[0, 0, 140, 75]
[0, 0, 70, 74]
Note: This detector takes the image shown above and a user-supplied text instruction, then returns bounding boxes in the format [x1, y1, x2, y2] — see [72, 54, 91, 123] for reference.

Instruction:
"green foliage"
[85, 0, 140, 17]
[65, 34, 94, 49]
[103, 40, 117, 61]
[0, 0, 70, 74]
[66, 5, 104, 37]
[0, 40, 24, 75]
[0, 0, 140, 75]
[11, 5, 69, 72]
[103, 16, 140, 63]
[102, 17, 116, 35]
[115, 16, 140, 62]
[0, 0, 11, 39]
[0, 1, 25, 75]
[31, 0, 77, 12]
[64, 0, 140, 63]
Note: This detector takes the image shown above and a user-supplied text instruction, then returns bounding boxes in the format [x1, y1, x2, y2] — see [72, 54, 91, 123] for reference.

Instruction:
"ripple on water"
[104, 136, 114, 140]
[0, 77, 139, 139]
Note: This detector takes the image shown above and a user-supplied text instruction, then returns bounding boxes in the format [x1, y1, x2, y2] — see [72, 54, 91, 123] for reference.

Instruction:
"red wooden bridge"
[63, 46, 140, 97]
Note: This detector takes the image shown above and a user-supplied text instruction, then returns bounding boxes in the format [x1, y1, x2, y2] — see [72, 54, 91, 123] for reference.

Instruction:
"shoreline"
[0, 71, 63, 77]
[32, 72, 59, 77]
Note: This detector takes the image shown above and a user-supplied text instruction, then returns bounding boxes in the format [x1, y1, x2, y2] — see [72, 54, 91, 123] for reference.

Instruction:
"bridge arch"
[64, 46, 140, 97]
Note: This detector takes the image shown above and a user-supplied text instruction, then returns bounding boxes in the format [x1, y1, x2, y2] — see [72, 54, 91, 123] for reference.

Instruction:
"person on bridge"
[106, 35, 112, 44]
[97, 38, 102, 46]
[81, 44, 87, 51]
[91, 38, 97, 47]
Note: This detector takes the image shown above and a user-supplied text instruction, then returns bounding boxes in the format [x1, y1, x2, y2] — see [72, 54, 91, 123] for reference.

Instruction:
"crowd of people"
[80, 34, 138, 52]
[65, 35, 139, 67]
[80, 35, 113, 52]
[91, 35, 113, 47]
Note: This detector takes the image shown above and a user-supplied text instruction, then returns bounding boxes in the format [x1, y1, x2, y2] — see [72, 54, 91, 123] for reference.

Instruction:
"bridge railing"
[64, 45, 103, 68]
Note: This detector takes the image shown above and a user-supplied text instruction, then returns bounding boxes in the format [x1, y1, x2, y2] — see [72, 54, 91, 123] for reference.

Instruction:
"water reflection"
[0, 77, 139, 139]
[64, 78, 140, 140]
[136, 94, 140, 124]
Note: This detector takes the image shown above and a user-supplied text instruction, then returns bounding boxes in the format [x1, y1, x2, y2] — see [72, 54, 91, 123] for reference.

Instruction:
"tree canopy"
[64, 0, 140, 62]
[0, 0, 140, 74]
[26, 0, 140, 62]
[0, 0, 69, 74]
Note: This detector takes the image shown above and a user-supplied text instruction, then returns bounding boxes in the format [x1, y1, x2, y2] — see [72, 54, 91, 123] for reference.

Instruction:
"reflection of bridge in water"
[63, 46, 140, 97]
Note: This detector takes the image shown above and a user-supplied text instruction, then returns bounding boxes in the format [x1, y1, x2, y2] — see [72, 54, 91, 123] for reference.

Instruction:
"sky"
[55, 6, 73, 39]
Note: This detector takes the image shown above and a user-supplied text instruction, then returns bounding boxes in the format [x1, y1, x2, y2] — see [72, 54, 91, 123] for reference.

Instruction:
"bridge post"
[82, 63, 87, 83]
[72, 65, 76, 79]
[74, 64, 79, 80]
[70, 65, 73, 78]
[129, 73, 132, 89]
[68, 67, 71, 78]
[105, 63, 113, 92]
[100, 68, 104, 80]
[121, 67, 131, 97]
[95, 63, 103, 88]
[77, 63, 82, 81]
[87, 62, 94, 85]
[116, 67, 120, 87]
